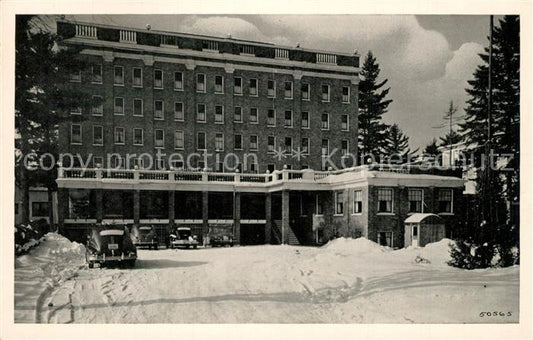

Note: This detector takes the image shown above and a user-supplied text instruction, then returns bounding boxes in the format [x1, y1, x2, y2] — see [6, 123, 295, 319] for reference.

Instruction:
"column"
[133, 190, 140, 224]
[234, 192, 241, 245]
[168, 191, 175, 227]
[265, 192, 272, 244]
[281, 190, 290, 244]
[202, 191, 209, 238]
[57, 188, 69, 235]
[95, 189, 103, 223]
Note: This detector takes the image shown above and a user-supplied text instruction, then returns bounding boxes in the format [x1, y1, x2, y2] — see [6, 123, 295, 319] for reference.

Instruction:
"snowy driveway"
[15, 234, 519, 323]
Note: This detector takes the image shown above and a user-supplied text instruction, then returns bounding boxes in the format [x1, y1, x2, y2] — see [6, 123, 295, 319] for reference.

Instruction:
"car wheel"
[88, 262, 94, 269]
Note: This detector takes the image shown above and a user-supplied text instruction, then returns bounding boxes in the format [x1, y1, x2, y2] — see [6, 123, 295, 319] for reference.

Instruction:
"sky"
[52, 14, 497, 151]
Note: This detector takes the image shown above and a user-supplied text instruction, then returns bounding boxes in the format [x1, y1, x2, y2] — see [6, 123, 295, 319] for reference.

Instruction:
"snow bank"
[392, 238, 455, 265]
[15, 233, 86, 322]
[321, 237, 391, 255]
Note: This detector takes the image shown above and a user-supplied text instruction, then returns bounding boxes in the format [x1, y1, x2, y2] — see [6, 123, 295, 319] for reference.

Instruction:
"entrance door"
[412, 225, 419, 247]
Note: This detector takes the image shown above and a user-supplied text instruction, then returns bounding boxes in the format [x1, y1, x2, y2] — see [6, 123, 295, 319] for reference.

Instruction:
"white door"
[412, 225, 419, 247]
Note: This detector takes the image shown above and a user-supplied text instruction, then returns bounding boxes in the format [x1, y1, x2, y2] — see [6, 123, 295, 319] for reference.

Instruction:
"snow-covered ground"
[14, 233, 519, 323]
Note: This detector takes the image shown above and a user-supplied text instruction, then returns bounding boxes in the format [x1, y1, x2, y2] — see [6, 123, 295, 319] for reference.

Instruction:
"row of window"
[328, 188, 454, 215]
[71, 66, 351, 103]
[75, 99, 350, 131]
[70, 124, 351, 155]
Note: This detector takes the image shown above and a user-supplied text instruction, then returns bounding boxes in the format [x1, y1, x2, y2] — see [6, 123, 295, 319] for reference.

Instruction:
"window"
[342, 86, 350, 103]
[301, 138, 310, 155]
[249, 161, 258, 173]
[341, 140, 349, 156]
[267, 164, 275, 173]
[197, 104, 206, 122]
[114, 66, 124, 85]
[170, 159, 184, 170]
[408, 189, 423, 213]
[71, 124, 82, 145]
[93, 125, 103, 145]
[321, 84, 330, 102]
[267, 109, 276, 127]
[316, 194, 323, 215]
[284, 110, 293, 127]
[267, 80, 276, 97]
[92, 96, 103, 115]
[250, 135, 258, 150]
[133, 98, 143, 117]
[377, 232, 393, 247]
[174, 130, 184, 149]
[197, 132, 206, 150]
[215, 133, 224, 151]
[234, 134, 242, 150]
[377, 188, 393, 213]
[267, 136, 276, 153]
[249, 79, 258, 96]
[174, 72, 183, 90]
[321, 113, 329, 130]
[301, 111, 309, 129]
[284, 137, 292, 152]
[215, 162, 224, 172]
[133, 128, 143, 145]
[156, 156, 166, 170]
[133, 67, 143, 87]
[341, 115, 349, 131]
[215, 105, 224, 124]
[335, 191, 344, 215]
[70, 106, 82, 115]
[32, 202, 49, 217]
[91, 65, 102, 83]
[234, 107, 242, 123]
[215, 75, 224, 93]
[154, 69, 163, 89]
[284, 81, 293, 99]
[196, 73, 205, 92]
[234, 77, 242, 95]
[70, 70, 81, 82]
[154, 129, 164, 148]
[114, 127, 125, 145]
[321, 139, 329, 156]
[154, 100, 164, 120]
[353, 190, 363, 214]
[174, 102, 184, 121]
[110, 155, 122, 168]
[301, 83, 310, 101]
[114, 97, 124, 115]
[438, 189, 453, 213]
[250, 108, 258, 124]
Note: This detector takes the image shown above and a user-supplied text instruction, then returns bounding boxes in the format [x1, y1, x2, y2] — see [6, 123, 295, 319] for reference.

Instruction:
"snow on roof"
[404, 213, 443, 224]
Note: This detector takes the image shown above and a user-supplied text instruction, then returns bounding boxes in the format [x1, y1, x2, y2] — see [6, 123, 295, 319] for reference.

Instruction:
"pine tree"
[382, 124, 418, 163]
[423, 138, 439, 156]
[16, 15, 101, 225]
[450, 16, 519, 268]
[358, 51, 392, 162]
[439, 131, 463, 146]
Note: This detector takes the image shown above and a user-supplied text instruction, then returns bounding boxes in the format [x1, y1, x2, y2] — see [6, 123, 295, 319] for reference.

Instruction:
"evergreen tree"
[450, 16, 519, 269]
[358, 51, 392, 162]
[16, 15, 100, 225]
[382, 124, 418, 163]
[423, 138, 439, 156]
[439, 130, 463, 146]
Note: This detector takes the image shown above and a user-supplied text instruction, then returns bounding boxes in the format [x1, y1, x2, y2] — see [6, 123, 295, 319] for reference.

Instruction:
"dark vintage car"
[169, 227, 199, 249]
[130, 224, 159, 250]
[208, 225, 234, 247]
[85, 224, 137, 268]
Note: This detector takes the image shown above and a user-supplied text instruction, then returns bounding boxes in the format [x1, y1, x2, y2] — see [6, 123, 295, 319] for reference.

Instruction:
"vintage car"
[169, 227, 199, 249]
[208, 225, 234, 247]
[130, 224, 159, 250]
[85, 224, 137, 268]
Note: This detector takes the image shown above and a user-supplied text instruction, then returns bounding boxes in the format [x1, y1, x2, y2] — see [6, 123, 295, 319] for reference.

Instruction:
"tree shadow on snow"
[134, 259, 207, 269]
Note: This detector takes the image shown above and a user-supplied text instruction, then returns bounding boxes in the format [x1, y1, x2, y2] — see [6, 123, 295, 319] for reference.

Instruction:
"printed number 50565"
[479, 311, 512, 317]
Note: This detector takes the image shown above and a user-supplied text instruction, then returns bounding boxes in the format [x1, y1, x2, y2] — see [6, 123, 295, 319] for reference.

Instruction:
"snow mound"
[322, 237, 391, 255]
[393, 238, 455, 265]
